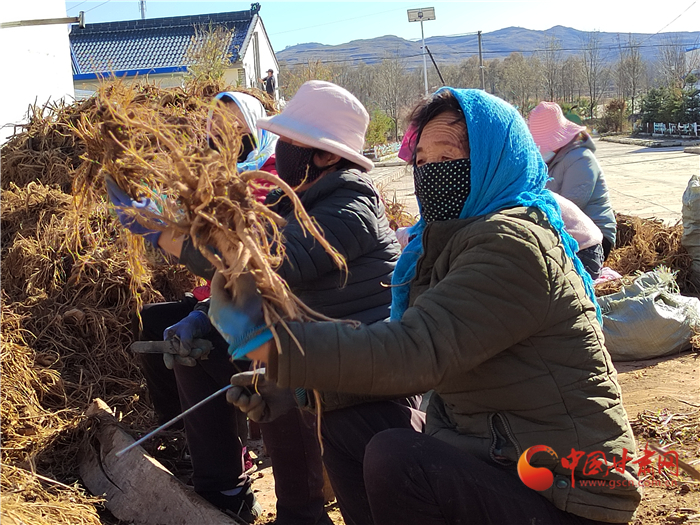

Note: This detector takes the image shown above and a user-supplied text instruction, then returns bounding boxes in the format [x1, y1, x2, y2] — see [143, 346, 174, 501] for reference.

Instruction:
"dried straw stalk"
[72, 80, 346, 349]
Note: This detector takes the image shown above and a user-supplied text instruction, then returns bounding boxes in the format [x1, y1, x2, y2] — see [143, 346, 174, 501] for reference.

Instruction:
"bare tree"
[485, 58, 504, 97]
[561, 56, 585, 103]
[539, 36, 563, 101]
[658, 35, 699, 89]
[442, 55, 480, 89]
[503, 52, 537, 114]
[580, 32, 611, 118]
[372, 56, 412, 140]
[278, 59, 337, 100]
[616, 35, 646, 113]
[339, 62, 376, 109]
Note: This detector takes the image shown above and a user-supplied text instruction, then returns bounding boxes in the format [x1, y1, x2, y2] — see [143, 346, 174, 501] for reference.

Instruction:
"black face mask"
[208, 133, 255, 163]
[414, 158, 471, 222]
[275, 141, 327, 187]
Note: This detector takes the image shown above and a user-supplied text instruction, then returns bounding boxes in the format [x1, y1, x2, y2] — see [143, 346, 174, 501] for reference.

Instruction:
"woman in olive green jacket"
[211, 88, 641, 524]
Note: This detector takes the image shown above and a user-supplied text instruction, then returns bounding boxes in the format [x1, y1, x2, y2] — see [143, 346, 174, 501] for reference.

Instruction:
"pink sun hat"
[528, 101, 587, 155]
[256, 80, 374, 172]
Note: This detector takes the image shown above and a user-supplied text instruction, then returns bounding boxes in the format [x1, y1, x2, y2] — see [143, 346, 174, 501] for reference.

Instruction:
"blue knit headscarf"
[390, 88, 600, 323]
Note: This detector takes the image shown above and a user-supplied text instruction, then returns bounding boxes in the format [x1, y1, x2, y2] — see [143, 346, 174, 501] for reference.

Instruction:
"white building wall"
[0, 0, 75, 143]
[240, 16, 279, 98]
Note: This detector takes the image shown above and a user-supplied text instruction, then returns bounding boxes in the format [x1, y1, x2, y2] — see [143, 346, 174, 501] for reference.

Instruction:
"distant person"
[260, 69, 276, 97]
[528, 101, 616, 259]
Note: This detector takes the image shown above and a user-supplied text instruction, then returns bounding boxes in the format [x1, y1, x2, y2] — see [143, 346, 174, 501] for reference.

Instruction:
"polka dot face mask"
[413, 158, 471, 222]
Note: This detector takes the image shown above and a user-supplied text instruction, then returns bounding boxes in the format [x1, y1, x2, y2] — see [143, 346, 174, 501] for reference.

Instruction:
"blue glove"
[161, 309, 213, 369]
[105, 175, 163, 247]
[209, 271, 273, 360]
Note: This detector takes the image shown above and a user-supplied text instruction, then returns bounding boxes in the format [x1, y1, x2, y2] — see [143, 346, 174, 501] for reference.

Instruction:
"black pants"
[364, 429, 608, 525]
[136, 298, 327, 524]
[577, 243, 604, 280]
[319, 398, 425, 525]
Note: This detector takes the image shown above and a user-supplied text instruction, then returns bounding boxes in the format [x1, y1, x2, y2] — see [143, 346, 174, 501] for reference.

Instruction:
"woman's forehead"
[416, 113, 467, 150]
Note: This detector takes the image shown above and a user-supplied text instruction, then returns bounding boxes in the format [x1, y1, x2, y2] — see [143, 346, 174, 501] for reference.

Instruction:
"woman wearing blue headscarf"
[211, 89, 641, 524]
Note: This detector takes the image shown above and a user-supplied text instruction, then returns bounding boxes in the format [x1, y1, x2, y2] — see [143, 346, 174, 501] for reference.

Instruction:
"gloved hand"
[162, 310, 213, 369]
[226, 369, 297, 423]
[105, 175, 163, 247]
[209, 271, 273, 360]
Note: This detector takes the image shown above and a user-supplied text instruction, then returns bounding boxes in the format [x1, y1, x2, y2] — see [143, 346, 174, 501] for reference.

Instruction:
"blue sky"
[65, 1, 699, 52]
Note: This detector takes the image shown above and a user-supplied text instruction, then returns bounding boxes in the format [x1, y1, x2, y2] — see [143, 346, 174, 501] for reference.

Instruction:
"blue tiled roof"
[70, 10, 254, 79]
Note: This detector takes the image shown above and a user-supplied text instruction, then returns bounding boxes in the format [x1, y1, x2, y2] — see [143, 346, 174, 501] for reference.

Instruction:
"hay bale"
[0, 80, 270, 524]
[596, 214, 694, 296]
[1, 465, 102, 525]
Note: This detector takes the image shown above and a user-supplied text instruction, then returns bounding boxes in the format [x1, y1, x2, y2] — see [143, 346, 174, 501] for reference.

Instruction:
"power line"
[639, 1, 697, 45]
[84, 0, 113, 14]
[67, 0, 90, 13]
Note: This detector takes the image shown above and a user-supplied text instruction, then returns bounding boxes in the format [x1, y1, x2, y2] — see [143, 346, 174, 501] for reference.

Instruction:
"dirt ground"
[617, 353, 700, 525]
[235, 352, 700, 525]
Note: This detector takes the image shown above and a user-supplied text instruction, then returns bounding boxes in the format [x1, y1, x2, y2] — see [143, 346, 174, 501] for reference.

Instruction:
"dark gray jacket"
[181, 169, 399, 324]
[182, 168, 402, 410]
[267, 168, 399, 324]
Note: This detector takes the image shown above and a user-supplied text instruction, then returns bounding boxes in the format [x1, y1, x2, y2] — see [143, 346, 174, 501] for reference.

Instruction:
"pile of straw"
[380, 188, 418, 231]
[1, 80, 248, 524]
[595, 214, 693, 296]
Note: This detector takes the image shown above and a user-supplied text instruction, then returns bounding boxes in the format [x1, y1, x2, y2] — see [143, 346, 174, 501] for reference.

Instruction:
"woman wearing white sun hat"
[228, 80, 425, 525]
[528, 101, 616, 259]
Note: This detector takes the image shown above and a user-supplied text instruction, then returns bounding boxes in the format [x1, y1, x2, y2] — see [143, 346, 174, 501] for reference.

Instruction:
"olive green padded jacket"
[268, 207, 641, 523]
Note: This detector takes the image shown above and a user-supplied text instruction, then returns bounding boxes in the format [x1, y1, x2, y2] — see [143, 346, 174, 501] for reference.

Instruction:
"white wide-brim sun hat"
[257, 80, 374, 172]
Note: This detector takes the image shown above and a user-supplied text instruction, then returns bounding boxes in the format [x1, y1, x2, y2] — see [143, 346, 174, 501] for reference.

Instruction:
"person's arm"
[177, 236, 216, 280]
[267, 220, 559, 396]
[274, 187, 382, 287]
[157, 228, 185, 258]
[556, 151, 601, 210]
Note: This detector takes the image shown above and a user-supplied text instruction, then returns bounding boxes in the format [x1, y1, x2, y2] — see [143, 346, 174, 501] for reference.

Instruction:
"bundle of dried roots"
[72, 80, 346, 348]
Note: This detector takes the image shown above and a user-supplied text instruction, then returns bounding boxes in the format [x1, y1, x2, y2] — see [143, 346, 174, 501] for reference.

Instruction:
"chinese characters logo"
[517, 443, 680, 491]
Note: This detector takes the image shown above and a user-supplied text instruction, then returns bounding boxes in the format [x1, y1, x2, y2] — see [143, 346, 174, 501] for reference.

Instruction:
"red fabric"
[193, 283, 211, 301]
[251, 155, 277, 203]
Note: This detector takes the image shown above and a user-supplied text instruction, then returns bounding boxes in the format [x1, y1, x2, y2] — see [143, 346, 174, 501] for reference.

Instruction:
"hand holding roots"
[73, 81, 346, 348]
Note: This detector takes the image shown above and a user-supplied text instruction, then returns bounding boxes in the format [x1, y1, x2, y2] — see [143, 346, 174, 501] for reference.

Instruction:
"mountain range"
[276, 25, 700, 69]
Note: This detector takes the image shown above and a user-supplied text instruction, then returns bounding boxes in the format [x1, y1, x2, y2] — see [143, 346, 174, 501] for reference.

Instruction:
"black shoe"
[197, 484, 262, 524]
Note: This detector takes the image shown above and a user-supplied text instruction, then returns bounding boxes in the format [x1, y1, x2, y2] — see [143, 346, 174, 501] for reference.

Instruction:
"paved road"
[368, 140, 700, 223]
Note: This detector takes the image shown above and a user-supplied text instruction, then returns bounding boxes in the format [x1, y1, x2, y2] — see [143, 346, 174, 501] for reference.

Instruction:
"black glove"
[226, 369, 297, 423]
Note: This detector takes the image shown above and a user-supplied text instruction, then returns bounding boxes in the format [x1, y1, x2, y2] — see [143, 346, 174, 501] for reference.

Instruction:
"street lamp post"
[407, 7, 436, 95]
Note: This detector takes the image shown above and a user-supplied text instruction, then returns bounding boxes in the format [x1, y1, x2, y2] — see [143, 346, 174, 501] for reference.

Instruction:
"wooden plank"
[79, 398, 244, 525]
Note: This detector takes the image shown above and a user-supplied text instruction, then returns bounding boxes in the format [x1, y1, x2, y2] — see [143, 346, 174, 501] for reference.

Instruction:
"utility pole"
[407, 8, 436, 96]
[421, 21, 428, 95]
[139, 0, 146, 20]
[478, 30, 485, 91]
